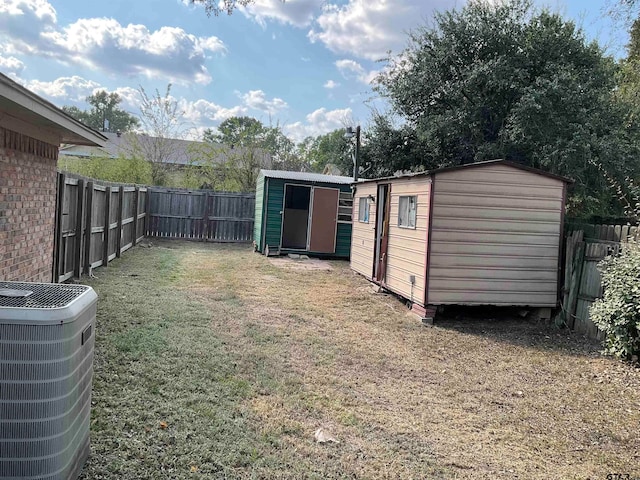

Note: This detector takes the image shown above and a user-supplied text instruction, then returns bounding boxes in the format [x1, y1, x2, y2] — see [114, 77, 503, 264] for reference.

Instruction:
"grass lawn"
[79, 240, 640, 479]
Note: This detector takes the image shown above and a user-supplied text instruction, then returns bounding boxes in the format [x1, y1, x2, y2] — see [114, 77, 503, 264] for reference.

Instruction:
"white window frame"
[358, 197, 370, 224]
[337, 191, 353, 223]
[398, 195, 417, 229]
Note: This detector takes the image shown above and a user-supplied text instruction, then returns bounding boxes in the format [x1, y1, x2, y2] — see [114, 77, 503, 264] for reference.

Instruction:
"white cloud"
[241, 89, 288, 114]
[241, 0, 324, 27]
[324, 79, 340, 89]
[180, 98, 247, 124]
[0, 0, 225, 85]
[0, 0, 57, 52]
[335, 59, 379, 85]
[9, 72, 247, 133]
[23, 75, 101, 101]
[309, 0, 457, 61]
[110, 86, 141, 110]
[284, 106, 353, 142]
[0, 54, 25, 74]
[44, 20, 225, 84]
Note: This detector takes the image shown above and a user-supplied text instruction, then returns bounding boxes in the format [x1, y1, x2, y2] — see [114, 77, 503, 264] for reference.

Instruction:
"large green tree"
[358, 114, 431, 178]
[195, 116, 303, 191]
[63, 90, 139, 133]
[376, 0, 640, 217]
[204, 117, 265, 147]
[298, 128, 352, 174]
[204, 116, 302, 169]
[617, 19, 640, 123]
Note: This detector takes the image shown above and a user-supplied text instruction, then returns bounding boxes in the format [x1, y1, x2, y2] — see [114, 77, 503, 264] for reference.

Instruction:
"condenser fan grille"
[0, 282, 89, 309]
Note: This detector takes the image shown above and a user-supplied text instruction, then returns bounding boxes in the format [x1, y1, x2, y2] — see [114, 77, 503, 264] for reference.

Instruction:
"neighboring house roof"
[59, 132, 197, 164]
[0, 72, 105, 147]
[355, 159, 574, 184]
[261, 169, 354, 184]
[59, 132, 272, 167]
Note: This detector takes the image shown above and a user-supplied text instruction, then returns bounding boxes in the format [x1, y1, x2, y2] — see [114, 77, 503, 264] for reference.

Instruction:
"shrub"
[590, 240, 640, 361]
[59, 155, 153, 185]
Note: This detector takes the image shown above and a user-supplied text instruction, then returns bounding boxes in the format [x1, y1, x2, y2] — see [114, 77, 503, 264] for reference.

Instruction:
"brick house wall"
[0, 127, 59, 282]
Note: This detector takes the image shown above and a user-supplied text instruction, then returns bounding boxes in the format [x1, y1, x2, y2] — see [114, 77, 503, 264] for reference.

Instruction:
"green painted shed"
[254, 170, 354, 258]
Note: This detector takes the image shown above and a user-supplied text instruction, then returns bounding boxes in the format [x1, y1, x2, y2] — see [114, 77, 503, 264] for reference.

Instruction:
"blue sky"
[0, 0, 628, 142]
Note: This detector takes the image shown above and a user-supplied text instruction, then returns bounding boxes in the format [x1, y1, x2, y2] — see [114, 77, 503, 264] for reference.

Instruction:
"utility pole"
[354, 125, 360, 181]
[346, 125, 361, 181]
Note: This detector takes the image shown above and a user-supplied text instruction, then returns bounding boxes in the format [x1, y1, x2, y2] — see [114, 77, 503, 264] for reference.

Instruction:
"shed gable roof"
[355, 160, 573, 185]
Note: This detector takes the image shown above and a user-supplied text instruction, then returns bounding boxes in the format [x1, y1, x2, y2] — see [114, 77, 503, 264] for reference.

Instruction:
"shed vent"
[0, 281, 97, 480]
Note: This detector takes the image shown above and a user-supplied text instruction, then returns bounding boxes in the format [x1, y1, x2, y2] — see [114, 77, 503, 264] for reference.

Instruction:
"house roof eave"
[0, 73, 107, 147]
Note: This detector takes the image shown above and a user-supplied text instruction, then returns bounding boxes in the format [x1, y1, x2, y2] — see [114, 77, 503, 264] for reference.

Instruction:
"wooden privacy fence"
[53, 173, 147, 283]
[560, 223, 639, 339]
[146, 188, 255, 242]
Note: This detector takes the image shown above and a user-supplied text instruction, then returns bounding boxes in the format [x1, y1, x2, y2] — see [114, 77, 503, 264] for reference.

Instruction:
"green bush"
[58, 155, 153, 185]
[590, 241, 640, 360]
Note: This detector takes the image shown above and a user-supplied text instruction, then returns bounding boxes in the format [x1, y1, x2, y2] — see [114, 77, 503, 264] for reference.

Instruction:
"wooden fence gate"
[561, 223, 639, 339]
[146, 188, 255, 242]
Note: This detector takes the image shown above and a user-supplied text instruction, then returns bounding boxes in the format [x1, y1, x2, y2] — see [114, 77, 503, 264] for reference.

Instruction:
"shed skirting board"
[355, 270, 557, 308]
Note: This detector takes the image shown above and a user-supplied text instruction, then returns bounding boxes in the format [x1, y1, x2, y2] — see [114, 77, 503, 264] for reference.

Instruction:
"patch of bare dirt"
[269, 257, 334, 271]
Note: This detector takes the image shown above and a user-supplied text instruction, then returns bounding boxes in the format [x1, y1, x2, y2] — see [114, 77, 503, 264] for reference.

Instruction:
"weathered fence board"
[146, 188, 255, 242]
[53, 173, 148, 282]
[561, 223, 635, 340]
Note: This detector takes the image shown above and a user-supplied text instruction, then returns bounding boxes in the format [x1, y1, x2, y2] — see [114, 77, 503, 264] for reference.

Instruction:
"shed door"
[308, 187, 339, 253]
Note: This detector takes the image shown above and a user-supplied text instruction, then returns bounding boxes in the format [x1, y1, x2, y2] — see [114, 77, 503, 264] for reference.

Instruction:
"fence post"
[103, 186, 112, 267]
[73, 178, 85, 279]
[144, 188, 151, 237]
[132, 187, 139, 246]
[83, 182, 94, 275]
[116, 186, 124, 258]
[52, 172, 65, 283]
[202, 191, 211, 242]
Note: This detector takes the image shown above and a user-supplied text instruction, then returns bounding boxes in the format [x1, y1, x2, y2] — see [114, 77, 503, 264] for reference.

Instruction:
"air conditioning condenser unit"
[0, 282, 97, 480]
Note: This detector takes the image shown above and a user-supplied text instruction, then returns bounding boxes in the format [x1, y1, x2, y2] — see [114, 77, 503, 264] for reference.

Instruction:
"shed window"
[398, 196, 416, 229]
[358, 197, 369, 223]
[338, 192, 353, 223]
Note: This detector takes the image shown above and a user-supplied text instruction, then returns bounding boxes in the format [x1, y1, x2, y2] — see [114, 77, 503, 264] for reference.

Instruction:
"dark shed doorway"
[374, 183, 390, 282]
[281, 185, 311, 249]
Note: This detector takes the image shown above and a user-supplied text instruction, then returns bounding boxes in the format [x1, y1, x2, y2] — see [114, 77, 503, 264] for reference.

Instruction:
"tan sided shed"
[350, 160, 572, 320]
